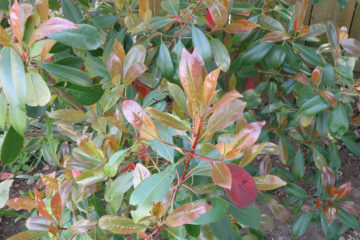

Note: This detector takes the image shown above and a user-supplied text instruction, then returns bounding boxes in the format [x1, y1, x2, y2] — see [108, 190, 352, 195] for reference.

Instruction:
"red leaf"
[205, 10, 215, 29]
[51, 191, 62, 222]
[165, 202, 212, 227]
[321, 166, 335, 197]
[225, 164, 257, 208]
[245, 78, 254, 90]
[29, 17, 79, 45]
[120, 162, 136, 173]
[133, 80, 151, 98]
[333, 182, 351, 199]
[34, 189, 53, 221]
[7, 198, 36, 210]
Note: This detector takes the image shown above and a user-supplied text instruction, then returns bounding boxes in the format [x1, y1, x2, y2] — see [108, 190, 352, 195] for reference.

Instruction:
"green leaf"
[161, 0, 179, 14]
[0, 91, 6, 129]
[150, 123, 174, 163]
[284, 183, 308, 198]
[99, 215, 146, 234]
[0, 0, 9, 10]
[329, 103, 348, 139]
[323, 64, 335, 88]
[157, 42, 174, 80]
[167, 82, 187, 112]
[292, 149, 304, 180]
[298, 95, 329, 116]
[336, 209, 359, 229]
[328, 142, 341, 169]
[259, 15, 285, 32]
[228, 203, 261, 228]
[192, 26, 212, 62]
[104, 149, 128, 177]
[185, 224, 200, 238]
[149, 17, 173, 30]
[75, 166, 105, 185]
[61, 0, 83, 23]
[48, 24, 103, 50]
[123, 45, 146, 76]
[210, 38, 231, 71]
[42, 62, 93, 87]
[7, 230, 46, 240]
[292, 212, 313, 237]
[1, 126, 24, 165]
[342, 137, 360, 157]
[190, 198, 229, 225]
[0, 48, 26, 129]
[92, 15, 118, 28]
[49, 109, 88, 123]
[320, 211, 340, 240]
[210, 215, 232, 240]
[264, 45, 286, 69]
[54, 82, 104, 105]
[0, 179, 13, 208]
[294, 43, 323, 66]
[241, 42, 275, 66]
[25, 72, 51, 107]
[316, 111, 329, 138]
[130, 165, 176, 223]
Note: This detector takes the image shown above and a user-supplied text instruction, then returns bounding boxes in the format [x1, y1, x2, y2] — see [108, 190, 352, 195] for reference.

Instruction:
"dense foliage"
[0, 0, 360, 239]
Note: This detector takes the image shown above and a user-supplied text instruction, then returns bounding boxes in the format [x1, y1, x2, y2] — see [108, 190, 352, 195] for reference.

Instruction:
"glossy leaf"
[61, 0, 82, 23]
[34, 189, 53, 220]
[123, 45, 146, 76]
[190, 198, 229, 225]
[0, 179, 13, 208]
[321, 166, 335, 196]
[42, 62, 93, 86]
[329, 103, 348, 139]
[104, 149, 128, 177]
[69, 220, 97, 234]
[337, 201, 360, 217]
[26, 216, 51, 231]
[239, 143, 266, 167]
[228, 203, 261, 228]
[225, 19, 259, 33]
[241, 42, 275, 66]
[167, 82, 188, 112]
[294, 72, 310, 86]
[292, 149, 305, 180]
[261, 31, 290, 42]
[323, 64, 335, 87]
[318, 90, 337, 109]
[75, 166, 105, 186]
[298, 95, 329, 116]
[25, 72, 51, 107]
[55, 82, 104, 106]
[121, 100, 148, 129]
[10, 2, 33, 43]
[284, 183, 308, 198]
[161, 0, 179, 14]
[48, 24, 103, 50]
[203, 67, 221, 108]
[166, 202, 212, 227]
[203, 0, 228, 27]
[232, 121, 265, 151]
[130, 165, 176, 222]
[123, 63, 147, 86]
[211, 163, 232, 189]
[0, 26, 12, 46]
[35, 0, 49, 22]
[146, 107, 190, 131]
[49, 109, 88, 123]
[205, 99, 246, 140]
[138, 0, 152, 25]
[265, 197, 290, 224]
[7, 230, 46, 240]
[292, 212, 313, 238]
[192, 26, 212, 62]
[29, 17, 79, 45]
[6, 198, 35, 210]
[341, 38, 360, 57]
[179, 48, 204, 109]
[99, 215, 146, 234]
[253, 175, 286, 191]
[210, 38, 230, 71]
[50, 191, 62, 222]
[293, 0, 309, 33]
[323, 205, 337, 226]
[1, 126, 24, 165]
[157, 41, 174, 80]
[225, 164, 257, 208]
[0, 47, 26, 135]
[334, 182, 351, 199]
[133, 163, 151, 188]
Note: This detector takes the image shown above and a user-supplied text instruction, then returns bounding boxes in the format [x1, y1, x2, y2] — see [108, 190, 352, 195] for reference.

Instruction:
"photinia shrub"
[0, 0, 359, 239]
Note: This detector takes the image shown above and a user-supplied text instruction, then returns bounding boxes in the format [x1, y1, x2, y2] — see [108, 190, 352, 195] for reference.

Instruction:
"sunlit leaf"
[99, 215, 146, 234]
[203, 67, 221, 108]
[166, 202, 212, 227]
[146, 107, 190, 131]
[293, 0, 309, 33]
[133, 163, 151, 188]
[232, 121, 265, 151]
[225, 19, 259, 33]
[138, 0, 152, 25]
[6, 197, 35, 210]
[69, 220, 97, 234]
[104, 149, 128, 177]
[50, 191, 62, 222]
[341, 38, 360, 57]
[253, 175, 286, 191]
[211, 163, 232, 189]
[26, 216, 51, 231]
[10, 2, 33, 43]
[261, 31, 290, 42]
[35, 0, 49, 22]
[29, 17, 79, 45]
[25, 72, 51, 107]
[0, 179, 13, 208]
[203, 0, 228, 27]
[0, 26, 12, 46]
[124, 63, 147, 86]
[7, 230, 46, 240]
[49, 109, 88, 123]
